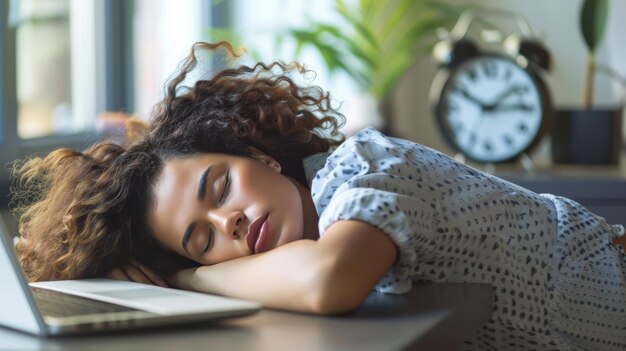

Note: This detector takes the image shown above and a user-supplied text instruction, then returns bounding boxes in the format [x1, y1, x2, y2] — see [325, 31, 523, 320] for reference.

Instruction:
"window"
[132, 0, 206, 119]
[0, 0, 206, 206]
[0, 0, 358, 208]
[0, 0, 126, 207]
[12, 0, 104, 139]
[15, 0, 72, 139]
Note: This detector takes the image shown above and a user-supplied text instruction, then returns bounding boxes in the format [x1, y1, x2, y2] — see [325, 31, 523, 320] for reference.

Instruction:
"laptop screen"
[0, 218, 46, 335]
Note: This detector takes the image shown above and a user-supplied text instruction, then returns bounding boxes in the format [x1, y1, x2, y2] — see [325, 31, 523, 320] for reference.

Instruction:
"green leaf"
[379, 0, 427, 40]
[580, 0, 609, 53]
[335, 1, 379, 50]
[424, 0, 470, 17]
[280, 0, 465, 97]
[362, 0, 387, 29]
[315, 24, 376, 70]
[399, 15, 449, 52]
[378, 53, 412, 98]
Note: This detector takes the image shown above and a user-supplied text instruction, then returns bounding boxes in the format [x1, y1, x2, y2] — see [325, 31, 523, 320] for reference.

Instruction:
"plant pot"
[550, 107, 623, 165]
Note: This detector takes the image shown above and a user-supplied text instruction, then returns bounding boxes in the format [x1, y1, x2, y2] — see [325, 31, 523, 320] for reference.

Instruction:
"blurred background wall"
[2, 0, 625, 230]
[394, 0, 626, 160]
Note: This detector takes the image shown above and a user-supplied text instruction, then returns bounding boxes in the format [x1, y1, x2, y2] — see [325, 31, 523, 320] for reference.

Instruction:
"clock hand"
[486, 85, 526, 110]
[492, 103, 534, 112]
[455, 86, 488, 110]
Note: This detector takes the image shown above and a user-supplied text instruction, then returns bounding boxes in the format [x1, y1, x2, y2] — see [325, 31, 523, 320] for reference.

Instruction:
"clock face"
[435, 55, 546, 163]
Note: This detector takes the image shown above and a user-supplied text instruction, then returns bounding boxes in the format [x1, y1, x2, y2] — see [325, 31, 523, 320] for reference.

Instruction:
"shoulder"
[308, 129, 420, 220]
[321, 128, 415, 172]
[329, 127, 456, 168]
[316, 127, 464, 187]
[335, 127, 412, 154]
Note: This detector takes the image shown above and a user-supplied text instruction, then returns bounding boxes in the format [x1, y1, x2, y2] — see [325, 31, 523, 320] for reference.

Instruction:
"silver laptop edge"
[0, 218, 47, 335]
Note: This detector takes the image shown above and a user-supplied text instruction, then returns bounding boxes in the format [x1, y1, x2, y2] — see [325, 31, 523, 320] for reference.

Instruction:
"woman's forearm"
[170, 220, 398, 314]
[171, 239, 330, 313]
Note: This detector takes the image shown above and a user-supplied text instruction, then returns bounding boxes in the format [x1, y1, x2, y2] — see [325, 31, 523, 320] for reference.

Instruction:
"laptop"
[0, 217, 260, 336]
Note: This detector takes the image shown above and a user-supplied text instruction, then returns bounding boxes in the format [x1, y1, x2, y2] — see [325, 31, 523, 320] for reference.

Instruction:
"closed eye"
[218, 172, 231, 204]
[202, 227, 214, 254]
[198, 172, 228, 256]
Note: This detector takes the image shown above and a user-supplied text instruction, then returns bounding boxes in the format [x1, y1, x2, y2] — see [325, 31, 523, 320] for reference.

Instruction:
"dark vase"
[377, 96, 395, 136]
[551, 107, 624, 165]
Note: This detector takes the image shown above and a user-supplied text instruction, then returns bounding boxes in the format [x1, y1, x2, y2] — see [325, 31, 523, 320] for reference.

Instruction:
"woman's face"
[147, 150, 307, 265]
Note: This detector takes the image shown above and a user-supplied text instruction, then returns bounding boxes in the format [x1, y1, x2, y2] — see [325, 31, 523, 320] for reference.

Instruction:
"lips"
[246, 214, 269, 254]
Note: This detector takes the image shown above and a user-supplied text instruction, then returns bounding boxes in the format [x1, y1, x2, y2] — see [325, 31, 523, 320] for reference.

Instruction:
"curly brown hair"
[10, 41, 345, 282]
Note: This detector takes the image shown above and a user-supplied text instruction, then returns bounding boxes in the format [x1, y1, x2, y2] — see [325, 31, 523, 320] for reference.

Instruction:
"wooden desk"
[0, 283, 493, 351]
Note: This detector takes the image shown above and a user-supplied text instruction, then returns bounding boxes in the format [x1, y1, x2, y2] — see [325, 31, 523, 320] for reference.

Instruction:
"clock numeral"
[468, 132, 478, 145]
[519, 85, 530, 95]
[503, 135, 514, 146]
[466, 67, 478, 82]
[451, 82, 467, 94]
[483, 140, 493, 152]
[482, 60, 498, 78]
[518, 123, 529, 133]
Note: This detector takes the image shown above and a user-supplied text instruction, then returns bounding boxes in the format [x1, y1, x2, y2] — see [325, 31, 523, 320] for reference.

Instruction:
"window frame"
[0, 0, 134, 208]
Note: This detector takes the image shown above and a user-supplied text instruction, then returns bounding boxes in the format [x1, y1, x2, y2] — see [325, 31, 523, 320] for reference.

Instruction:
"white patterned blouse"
[303, 128, 626, 350]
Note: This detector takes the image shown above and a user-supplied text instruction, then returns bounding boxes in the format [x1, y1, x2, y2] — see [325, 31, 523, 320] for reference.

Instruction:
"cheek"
[237, 164, 305, 240]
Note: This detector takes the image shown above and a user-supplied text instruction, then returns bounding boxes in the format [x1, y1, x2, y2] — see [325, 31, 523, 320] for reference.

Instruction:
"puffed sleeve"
[309, 128, 441, 294]
[318, 186, 423, 294]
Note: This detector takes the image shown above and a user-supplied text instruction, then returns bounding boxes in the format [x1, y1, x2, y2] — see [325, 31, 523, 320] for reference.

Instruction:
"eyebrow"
[181, 165, 213, 255]
[197, 165, 213, 200]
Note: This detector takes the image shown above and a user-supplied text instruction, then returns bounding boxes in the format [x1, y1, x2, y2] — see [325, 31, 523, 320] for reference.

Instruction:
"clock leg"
[484, 163, 496, 174]
[519, 153, 536, 174]
[453, 153, 467, 164]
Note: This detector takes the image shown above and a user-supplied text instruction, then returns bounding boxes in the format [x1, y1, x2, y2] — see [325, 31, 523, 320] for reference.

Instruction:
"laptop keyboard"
[31, 287, 139, 317]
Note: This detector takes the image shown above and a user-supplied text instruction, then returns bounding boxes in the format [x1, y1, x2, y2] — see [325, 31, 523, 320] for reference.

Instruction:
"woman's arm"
[169, 220, 397, 314]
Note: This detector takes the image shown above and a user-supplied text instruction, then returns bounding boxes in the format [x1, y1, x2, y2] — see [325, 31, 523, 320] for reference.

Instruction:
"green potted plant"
[551, 0, 624, 164]
[284, 0, 464, 134]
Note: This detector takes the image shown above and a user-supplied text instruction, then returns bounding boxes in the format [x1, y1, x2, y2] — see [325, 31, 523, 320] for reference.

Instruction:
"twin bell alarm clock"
[430, 9, 553, 164]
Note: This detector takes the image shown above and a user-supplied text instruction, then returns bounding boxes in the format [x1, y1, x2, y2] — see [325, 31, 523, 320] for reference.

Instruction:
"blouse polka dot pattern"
[303, 128, 626, 350]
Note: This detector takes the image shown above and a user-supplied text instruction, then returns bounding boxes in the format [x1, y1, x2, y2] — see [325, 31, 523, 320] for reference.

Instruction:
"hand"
[106, 260, 169, 287]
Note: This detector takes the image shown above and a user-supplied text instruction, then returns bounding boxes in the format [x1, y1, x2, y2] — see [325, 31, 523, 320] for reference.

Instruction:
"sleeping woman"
[10, 41, 626, 350]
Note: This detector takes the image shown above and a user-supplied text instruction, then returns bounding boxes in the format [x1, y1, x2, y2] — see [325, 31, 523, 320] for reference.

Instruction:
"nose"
[209, 209, 245, 240]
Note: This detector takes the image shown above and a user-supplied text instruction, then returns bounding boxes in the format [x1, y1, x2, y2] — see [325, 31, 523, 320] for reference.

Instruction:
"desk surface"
[0, 283, 492, 351]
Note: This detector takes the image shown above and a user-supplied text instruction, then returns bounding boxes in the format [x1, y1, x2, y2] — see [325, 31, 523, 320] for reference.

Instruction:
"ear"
[249, 147, 282, 173]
